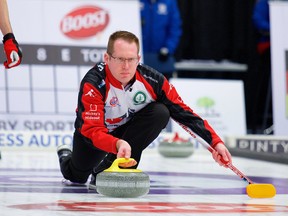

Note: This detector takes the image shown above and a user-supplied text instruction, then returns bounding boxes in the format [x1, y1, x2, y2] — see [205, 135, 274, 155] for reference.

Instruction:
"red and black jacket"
[75, 62, 223, 154]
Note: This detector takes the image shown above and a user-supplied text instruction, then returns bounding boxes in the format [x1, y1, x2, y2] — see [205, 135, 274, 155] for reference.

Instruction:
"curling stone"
[158, 132, 194, 158]
[96, 158, 150, 198]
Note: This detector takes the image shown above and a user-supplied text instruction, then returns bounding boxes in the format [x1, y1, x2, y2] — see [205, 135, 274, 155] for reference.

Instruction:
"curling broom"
[195, 134, 276, 198]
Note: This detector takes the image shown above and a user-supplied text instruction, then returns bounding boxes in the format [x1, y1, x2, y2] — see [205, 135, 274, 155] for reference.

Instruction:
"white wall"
[270, 1, 288, 135]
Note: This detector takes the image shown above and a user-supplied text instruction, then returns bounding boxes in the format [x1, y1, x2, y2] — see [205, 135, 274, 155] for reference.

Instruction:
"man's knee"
[150, 102, 170, 122]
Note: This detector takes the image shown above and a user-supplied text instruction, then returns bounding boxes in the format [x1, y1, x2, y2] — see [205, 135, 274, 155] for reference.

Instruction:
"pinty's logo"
[60, 6, 109, 39]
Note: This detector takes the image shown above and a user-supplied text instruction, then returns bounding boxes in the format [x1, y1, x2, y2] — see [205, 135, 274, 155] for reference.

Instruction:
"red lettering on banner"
[60, 6, 109, 39]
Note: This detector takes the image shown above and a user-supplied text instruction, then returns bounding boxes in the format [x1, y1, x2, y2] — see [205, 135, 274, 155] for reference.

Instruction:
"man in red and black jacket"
[57, 30, 232, 189]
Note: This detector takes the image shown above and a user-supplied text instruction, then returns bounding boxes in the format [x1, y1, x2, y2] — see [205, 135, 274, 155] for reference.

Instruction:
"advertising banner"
[170, 78, 247, 139]
[0, 0, 142, 132]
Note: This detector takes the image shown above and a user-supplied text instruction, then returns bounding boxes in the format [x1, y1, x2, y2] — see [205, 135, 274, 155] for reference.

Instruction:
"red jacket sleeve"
[79, 82, 119, 154]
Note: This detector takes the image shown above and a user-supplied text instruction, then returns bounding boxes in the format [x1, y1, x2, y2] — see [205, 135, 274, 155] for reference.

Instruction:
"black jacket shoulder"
[80, 63, 107, 97]
[137, 63, 165, 95]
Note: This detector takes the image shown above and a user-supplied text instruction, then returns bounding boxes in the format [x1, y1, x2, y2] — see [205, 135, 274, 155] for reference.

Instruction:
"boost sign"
[60, 5, 110, 39]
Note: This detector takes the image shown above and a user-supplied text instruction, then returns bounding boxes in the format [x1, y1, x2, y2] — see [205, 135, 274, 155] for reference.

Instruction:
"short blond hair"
[107, 30, 140, 55]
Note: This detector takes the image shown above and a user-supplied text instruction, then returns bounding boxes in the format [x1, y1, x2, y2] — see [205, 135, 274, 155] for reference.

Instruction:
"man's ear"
[104, 53, 109, 63]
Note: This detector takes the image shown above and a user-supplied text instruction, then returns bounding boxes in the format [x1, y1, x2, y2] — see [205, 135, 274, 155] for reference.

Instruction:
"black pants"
[60, 102, 170, 183]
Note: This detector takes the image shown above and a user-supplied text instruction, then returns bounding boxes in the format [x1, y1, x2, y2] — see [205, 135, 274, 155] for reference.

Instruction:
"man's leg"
[112, 102, 170, 167]
[58, 131, 107, 183]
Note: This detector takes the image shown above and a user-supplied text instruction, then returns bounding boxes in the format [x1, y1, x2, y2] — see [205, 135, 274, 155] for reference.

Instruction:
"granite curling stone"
[96, 158, 150, 198]
[158, 132, 194, 158]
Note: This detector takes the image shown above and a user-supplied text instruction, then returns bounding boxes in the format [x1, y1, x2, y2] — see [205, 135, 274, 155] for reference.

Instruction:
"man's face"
[104, 39, 140, 87]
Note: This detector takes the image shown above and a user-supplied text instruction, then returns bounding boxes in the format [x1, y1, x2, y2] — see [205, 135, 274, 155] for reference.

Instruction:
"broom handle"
[195, 135, 254, 184]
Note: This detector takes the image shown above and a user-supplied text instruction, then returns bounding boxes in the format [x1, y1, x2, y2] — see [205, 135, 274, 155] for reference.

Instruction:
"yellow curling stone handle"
[104, 158, 142, 173]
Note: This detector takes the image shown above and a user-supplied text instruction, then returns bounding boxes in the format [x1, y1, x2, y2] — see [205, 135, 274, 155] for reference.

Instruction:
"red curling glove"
[3, 33, 22, 69]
